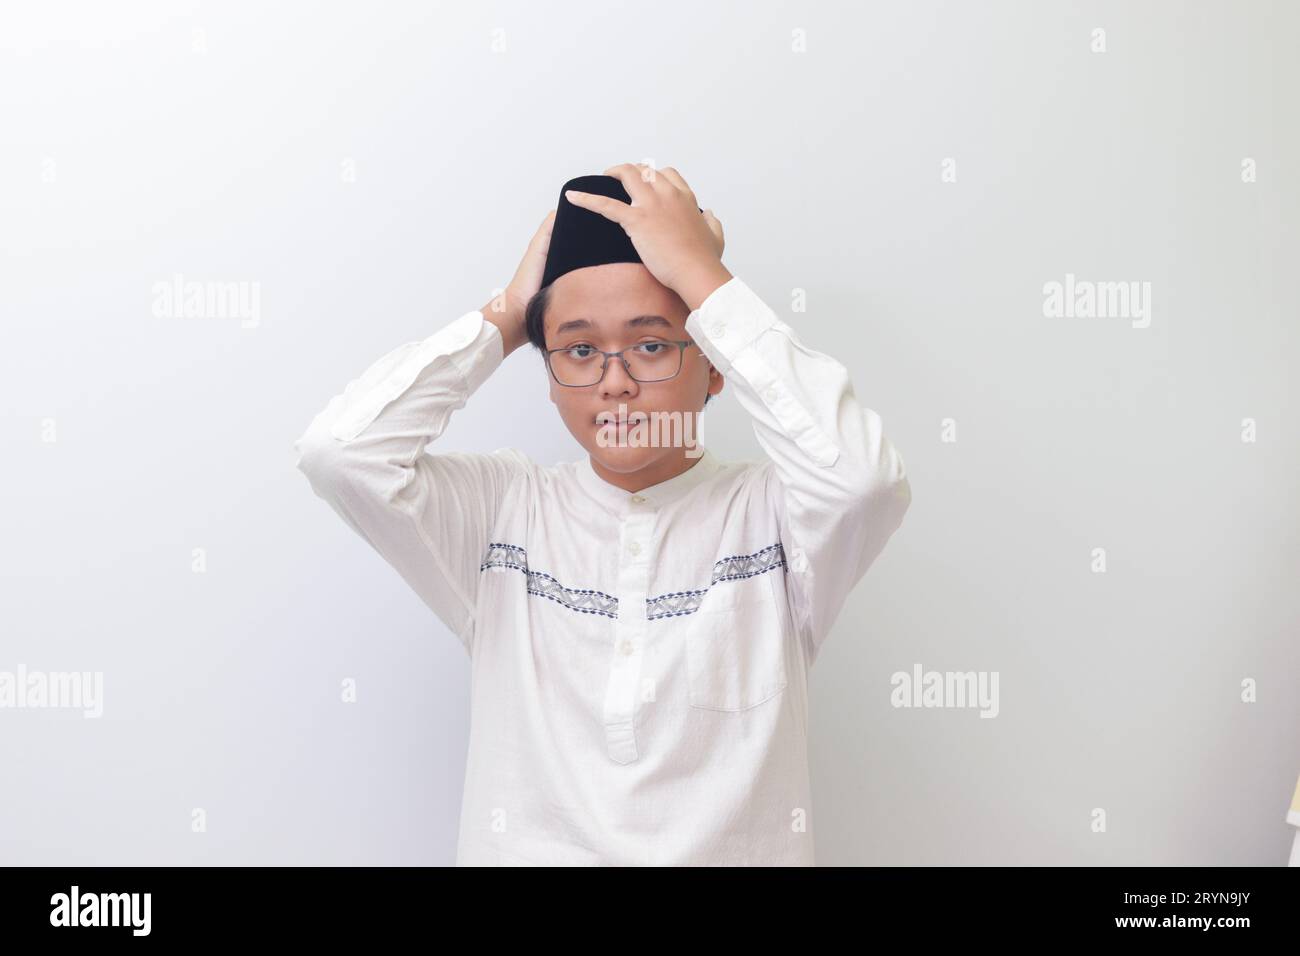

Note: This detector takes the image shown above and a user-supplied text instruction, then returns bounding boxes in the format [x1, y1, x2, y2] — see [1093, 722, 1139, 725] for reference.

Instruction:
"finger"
[602, 162, 657, 204]
[634, 162, 668, 193]
[607, 161, 658, 199]
[531, 210, 556, 249]
[609, 160, 661, 186]
[565, 189, 632, 225]
[656, 166, 695, 199]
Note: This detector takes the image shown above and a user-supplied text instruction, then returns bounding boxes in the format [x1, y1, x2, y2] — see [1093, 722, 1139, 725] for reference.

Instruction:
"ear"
[706, 364, 724, 399]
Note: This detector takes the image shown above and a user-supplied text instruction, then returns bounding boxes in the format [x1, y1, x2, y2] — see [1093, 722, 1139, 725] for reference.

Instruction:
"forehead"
[546, 263, 688, 341]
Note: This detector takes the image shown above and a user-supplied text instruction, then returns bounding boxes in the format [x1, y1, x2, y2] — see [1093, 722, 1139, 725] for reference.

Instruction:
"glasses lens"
[550, 345, 604, 386]
[625, 340, 682, 382]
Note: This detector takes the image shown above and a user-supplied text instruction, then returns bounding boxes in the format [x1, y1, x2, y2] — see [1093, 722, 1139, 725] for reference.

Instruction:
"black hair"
[524, 284, 553, 352]
[525, 285, 713, 407]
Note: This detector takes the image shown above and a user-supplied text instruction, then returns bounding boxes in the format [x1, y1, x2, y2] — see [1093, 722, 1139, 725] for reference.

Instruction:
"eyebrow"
[553, 315, 674, 337]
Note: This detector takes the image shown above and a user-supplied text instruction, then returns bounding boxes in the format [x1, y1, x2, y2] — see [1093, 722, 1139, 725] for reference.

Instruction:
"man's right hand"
[482, 209, 555, 356]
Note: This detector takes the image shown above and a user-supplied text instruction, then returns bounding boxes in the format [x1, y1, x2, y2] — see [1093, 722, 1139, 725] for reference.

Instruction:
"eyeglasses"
[544, 338, 696, 387]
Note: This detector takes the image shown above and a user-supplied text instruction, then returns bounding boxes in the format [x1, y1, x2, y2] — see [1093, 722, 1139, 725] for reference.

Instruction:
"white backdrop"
[1, 0, 1296, 865]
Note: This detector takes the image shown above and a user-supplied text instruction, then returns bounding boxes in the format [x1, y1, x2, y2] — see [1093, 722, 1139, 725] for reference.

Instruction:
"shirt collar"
[575, 445, 722, 513]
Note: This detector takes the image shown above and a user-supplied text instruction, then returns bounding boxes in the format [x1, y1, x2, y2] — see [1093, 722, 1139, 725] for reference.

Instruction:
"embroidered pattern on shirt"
[480, 543, 620, 619]
[645, 543, 786, 621]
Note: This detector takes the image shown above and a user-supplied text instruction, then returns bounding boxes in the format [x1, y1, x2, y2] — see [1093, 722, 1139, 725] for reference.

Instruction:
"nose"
[598, 354, 640, 399]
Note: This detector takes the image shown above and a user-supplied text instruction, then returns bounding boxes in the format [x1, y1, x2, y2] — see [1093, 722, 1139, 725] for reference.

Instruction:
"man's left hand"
[564, 163, 732, 310]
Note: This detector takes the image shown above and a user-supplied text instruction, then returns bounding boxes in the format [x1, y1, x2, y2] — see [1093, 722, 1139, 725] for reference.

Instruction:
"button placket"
[603, 503, 656, 764]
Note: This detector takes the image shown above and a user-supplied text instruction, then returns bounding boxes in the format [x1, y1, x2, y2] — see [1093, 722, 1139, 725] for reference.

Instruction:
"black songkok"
[541, 174, 702, 289]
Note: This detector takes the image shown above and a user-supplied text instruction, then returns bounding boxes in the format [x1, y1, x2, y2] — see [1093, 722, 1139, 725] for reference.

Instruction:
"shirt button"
[619, 639, 635, 656]
[627, 541, 641, 556]
[763, 387, 778, 402]
[709, 321, 726, 338]
[630, 494, 646, 504]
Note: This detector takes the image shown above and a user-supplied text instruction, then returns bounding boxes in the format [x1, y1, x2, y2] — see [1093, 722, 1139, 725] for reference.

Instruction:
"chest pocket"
[684, 572, 788, 713]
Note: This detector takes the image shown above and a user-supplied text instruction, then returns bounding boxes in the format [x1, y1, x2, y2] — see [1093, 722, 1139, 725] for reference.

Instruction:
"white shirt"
[294, 275, 911, 865]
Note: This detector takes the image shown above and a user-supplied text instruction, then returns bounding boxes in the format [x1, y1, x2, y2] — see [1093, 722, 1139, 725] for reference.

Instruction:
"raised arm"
[293, 309, 523, 655]
[685, 277, 911, 665]
[293, 211, 554, 655]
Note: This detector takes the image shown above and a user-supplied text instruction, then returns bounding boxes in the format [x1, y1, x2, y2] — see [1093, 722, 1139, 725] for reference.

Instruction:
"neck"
[588, 448, 704, 494]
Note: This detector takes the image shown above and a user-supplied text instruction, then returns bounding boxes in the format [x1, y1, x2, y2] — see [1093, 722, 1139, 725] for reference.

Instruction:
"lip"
[595, 413, 645, 426]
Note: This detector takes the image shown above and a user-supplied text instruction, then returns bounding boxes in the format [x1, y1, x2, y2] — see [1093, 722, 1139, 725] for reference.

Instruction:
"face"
[544, 263, 724, 478]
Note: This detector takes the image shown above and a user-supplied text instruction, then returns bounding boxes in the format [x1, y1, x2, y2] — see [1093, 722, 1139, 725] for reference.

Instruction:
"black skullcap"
[541, 174, 702, 289]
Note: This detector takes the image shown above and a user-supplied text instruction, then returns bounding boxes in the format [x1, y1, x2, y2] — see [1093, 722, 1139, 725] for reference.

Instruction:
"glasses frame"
[543, 337, 697, 387]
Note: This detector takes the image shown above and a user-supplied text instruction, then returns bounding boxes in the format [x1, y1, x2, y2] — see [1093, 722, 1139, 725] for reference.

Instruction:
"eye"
[633, 340, 670, 355]
[567, 344, 598, 358]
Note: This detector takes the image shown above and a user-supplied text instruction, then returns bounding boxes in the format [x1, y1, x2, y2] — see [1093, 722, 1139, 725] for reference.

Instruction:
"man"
[294, 162, 911, 865]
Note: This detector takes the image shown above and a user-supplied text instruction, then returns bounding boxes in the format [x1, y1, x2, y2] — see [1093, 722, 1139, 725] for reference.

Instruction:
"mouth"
[595, 411, 647, 426]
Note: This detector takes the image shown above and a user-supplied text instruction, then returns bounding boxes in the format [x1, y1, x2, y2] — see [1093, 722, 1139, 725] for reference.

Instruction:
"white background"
[1, 0, 1296, 865]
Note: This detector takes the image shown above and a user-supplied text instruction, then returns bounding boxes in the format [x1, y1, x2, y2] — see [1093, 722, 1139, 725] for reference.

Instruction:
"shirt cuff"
[685, 276, 840, 468]
[684, 276, 781, 376]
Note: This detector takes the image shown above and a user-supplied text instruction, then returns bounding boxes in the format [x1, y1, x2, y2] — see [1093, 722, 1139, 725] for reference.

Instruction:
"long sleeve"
[684, 277, 911, 667]
[293, 308, 529, 656]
